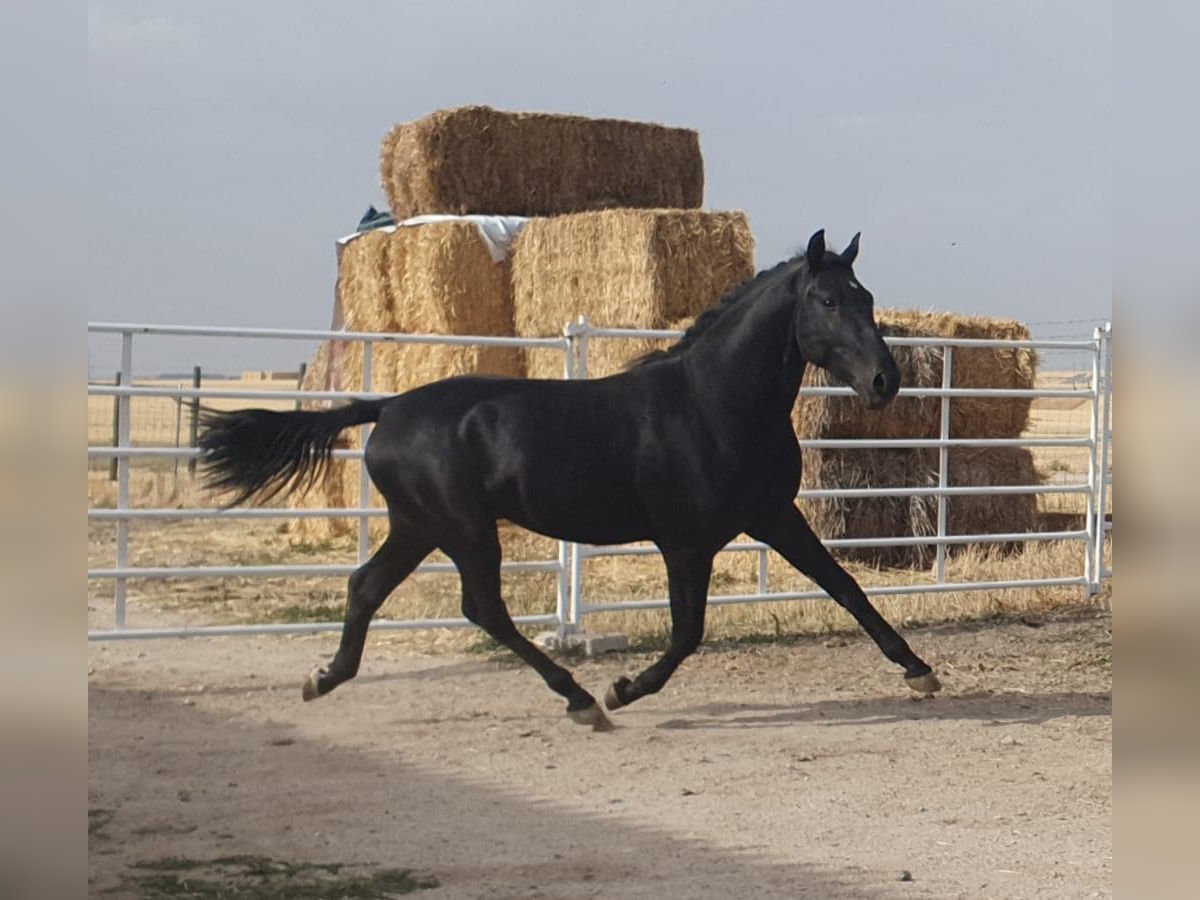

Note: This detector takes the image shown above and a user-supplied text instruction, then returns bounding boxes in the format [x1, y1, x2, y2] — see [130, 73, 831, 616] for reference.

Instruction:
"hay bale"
[797, 322, 943, 441]
[287, 341, 352, 542]
[388, 221, 513, 335]
[337, 231, 396, 333]
[332, 229, 404, 397]
[380, 106, 704, 219]
[583, 318, 695, 379]
[383, 221, 525, 390]
[290, 355, 388, 545]
[511, 209, 754, 378]
[795, 309, 1037, 442]
[945, 446, 1039, 545]
[290, 222, 526, 533]
[298, 341, 334, 398]
[892, 309, 1037, 438]
[520, 316, 693, 381]
[331, 222, 526, 394]
[800, 448, 939, 569]
[799, 445, 1041, 569]
[381, 342, 525, 390]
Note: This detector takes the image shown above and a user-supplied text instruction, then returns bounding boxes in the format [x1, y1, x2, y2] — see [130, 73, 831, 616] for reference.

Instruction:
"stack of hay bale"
[292, 105, 1038, 569]
[292, 106, 755, 540]
[794, 311, 1039, 568]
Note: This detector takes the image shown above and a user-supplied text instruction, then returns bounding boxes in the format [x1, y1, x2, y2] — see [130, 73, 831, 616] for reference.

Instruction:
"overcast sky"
[88, 1, 1111, 376]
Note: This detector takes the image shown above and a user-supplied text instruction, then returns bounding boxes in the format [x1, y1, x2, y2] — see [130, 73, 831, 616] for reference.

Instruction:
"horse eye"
[822, 296, 838, 309]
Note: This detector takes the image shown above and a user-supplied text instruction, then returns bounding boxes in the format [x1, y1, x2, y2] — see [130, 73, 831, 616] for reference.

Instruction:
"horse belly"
[491, 462, 651, 546]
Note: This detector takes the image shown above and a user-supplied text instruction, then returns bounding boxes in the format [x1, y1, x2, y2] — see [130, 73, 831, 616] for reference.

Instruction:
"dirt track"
[88, 608, 1111, 899]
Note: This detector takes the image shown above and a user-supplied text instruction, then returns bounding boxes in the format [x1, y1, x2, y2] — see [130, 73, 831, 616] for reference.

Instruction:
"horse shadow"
[655, 689, 1111, 730]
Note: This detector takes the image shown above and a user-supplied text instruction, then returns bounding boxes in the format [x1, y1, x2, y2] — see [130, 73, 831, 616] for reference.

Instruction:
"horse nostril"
[873, 371, 889, 394]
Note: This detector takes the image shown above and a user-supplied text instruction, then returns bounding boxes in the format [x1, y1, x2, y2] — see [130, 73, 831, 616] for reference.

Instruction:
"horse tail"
[198, 398, 387, 507]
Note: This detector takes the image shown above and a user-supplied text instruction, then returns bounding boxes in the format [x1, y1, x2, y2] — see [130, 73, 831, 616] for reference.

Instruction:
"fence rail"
[87, 319, 1113, 641]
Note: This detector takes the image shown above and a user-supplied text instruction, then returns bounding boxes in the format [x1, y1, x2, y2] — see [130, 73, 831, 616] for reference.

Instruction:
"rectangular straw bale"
[796, 320, 943, 441]
[524, 317, 695, 381]
[291, 342, 384, 543]
[333, 229, 404, 396]
[799, 445, 1041, 569]
[389, 221, 516, 335]
[584, 317, 696, 379]
[291, 220, 525, 533]
[512, 209, 754, 377]
[944, 446, 1039, 547]
[384, 220, 525, 391]
[888, 309, 1037, 438]
[332, 339, 402, 394]
[298, 340, 334, 398]
[794, 309, 1037, 442]
[380, 342, 526, 394]
[285, 468, 355, 543]
[337, 231, 399, 333]
[380, 106, 704, 218]
[800, 448, 939, 569]
[285, 343, 353, 541]
[332, 222, 526, 394]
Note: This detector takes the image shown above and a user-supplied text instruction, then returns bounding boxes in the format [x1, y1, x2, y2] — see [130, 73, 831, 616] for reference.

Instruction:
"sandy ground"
[88, 608, 1110, 899]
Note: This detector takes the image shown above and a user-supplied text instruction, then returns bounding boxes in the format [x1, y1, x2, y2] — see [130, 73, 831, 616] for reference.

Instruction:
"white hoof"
[604, 684, 624, 711]
[301, 668, 325, 702]
[905, 672, 942, 695]
[568, 705, 615, 732]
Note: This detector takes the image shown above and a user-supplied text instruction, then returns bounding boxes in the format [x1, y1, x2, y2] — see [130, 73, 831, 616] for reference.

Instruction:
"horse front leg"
[749, 505, 941, 695]
[605, 548, 713, 711]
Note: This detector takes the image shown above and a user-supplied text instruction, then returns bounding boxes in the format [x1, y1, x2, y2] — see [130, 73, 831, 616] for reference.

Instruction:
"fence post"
[1083, 327, 1103, 598]
[557, 317, 591, 636]
[296, 361, 307, 410]
[555, 325, 577, 635]
[109, 372, 121, 481]
[187, 365, 201, 476]
[358, 340, 374, 564]
[935, 346, 953, 583]
[115, 333, 133, 629]
[173, 383, 184, 480]
[1092, 324, 1113, 599]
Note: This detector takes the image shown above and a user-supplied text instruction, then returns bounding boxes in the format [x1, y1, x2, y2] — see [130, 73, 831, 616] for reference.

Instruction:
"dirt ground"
[88, 606, 1110, 899]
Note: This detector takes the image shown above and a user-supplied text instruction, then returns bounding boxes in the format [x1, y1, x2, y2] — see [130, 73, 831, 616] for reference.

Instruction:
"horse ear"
[842, 232, 861, 265]
[805, 230, 826, 271]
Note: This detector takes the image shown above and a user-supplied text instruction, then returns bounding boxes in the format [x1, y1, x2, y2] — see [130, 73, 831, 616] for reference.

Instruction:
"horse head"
[790, 230, 900, 410]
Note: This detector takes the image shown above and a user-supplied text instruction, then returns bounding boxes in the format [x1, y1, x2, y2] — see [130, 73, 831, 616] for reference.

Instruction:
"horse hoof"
[604, 677, 632, 711]
[905, 672, 942, 695]
[604, 685, 624, 711]
[301, 668, 326, 702]
[568, 704, 615, 732]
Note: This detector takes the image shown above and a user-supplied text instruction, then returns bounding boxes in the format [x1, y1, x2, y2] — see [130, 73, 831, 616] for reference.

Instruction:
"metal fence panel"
[87, 321, 1113, 640]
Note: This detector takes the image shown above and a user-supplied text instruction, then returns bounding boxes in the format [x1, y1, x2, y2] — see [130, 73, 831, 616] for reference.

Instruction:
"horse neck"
[681, 278, 807, 422]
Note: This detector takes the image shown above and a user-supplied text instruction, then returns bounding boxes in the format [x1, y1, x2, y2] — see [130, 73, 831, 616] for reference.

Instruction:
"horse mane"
[627, 256, 803, 369]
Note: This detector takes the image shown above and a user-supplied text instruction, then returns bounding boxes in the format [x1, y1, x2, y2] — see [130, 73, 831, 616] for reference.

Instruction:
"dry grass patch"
[90, 500, 1102, 654]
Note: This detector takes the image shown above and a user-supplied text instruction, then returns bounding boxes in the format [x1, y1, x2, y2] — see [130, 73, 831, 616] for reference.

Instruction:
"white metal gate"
[87, 321, 1112, 640]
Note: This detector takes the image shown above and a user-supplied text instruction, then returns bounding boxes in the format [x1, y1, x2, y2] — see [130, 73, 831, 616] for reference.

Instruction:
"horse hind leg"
[303, 526, 433, 701]
[605, 548, 712, 711]
[447, 533, 613, 731]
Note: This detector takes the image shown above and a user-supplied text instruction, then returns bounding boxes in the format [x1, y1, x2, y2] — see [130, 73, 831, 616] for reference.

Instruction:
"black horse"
[200, 230, 941, 730]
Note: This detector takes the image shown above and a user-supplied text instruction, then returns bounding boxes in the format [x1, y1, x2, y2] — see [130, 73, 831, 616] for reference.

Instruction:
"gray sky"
[88, 1, 1111, 376]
